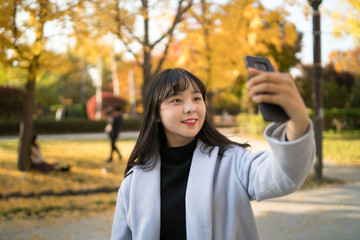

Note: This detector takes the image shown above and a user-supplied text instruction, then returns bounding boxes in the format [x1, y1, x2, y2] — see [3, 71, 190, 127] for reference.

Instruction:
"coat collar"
[130, 140, 218, 240]
[186, 140, 218, 240]
[130, 160, 161, 240]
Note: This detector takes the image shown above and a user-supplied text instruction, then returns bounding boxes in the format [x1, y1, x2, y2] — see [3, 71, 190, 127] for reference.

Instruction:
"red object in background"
[86, 92, 126, 120]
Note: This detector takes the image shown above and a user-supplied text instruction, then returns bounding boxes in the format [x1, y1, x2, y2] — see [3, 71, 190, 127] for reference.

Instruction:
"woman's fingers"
[246, 68, 293, 105]
[246, 68, 306, 117]
[247, 68, 291, 89]
[246, 67, 310, 141]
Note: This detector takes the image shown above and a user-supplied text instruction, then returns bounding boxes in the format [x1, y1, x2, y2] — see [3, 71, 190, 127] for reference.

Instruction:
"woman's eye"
[171, 99, 181, 103]
[194, 97, 202, 101]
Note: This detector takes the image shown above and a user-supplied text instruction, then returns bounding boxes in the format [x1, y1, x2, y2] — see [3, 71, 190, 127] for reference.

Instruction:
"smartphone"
[244, 56, 289, 122]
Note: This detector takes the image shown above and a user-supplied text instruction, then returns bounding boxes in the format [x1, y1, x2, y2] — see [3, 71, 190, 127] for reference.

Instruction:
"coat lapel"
[130, 161, 161, 240]
[186, 141, 219, 240]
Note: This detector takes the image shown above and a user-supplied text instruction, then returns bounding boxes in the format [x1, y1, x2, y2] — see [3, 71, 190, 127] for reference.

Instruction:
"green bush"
[235, 108, 360, 136]
[66, 104, 87, 118]
[0, 86, 24, 118]
[236, 113, 268, 137]
[0, 116, 142, 136]
[324, 108, 360, 131]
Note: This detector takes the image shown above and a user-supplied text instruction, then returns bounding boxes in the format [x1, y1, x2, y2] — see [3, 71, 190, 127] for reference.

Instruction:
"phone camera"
[254, 62, 268, 71]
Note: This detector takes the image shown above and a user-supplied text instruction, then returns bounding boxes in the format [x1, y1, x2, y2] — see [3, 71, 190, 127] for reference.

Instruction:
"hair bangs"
[158, 69, 203, 104]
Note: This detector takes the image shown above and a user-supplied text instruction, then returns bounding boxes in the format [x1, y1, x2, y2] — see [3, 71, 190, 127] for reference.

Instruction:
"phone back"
[244, 56, 289, 122]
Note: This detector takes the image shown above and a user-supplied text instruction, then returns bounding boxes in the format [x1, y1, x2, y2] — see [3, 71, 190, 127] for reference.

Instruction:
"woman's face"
[159, 80, 206, 147]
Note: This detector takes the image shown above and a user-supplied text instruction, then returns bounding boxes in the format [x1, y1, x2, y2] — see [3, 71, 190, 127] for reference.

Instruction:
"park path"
[1, 130, 360, 240]
[224, 129, 360, 240]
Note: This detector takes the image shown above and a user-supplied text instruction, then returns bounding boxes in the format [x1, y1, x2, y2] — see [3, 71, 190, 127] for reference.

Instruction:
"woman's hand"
[246, 67, 309, 141]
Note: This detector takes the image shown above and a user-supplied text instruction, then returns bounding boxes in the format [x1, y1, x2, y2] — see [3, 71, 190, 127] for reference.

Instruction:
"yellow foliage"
[329, 48, 360, 75]
[332, 0, 360, 45]
[174, 0, 300, 91]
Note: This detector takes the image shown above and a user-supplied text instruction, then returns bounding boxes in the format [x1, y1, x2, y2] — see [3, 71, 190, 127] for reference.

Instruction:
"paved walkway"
[252, 182, 360, 240]
[1, 130, 360, 240]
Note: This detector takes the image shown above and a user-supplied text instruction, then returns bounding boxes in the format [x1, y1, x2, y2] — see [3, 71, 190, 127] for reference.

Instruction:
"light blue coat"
[111, 122, 315, 240]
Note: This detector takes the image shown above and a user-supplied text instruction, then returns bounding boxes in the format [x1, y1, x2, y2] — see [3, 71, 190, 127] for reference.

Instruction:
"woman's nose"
[184, 101, 195, 114]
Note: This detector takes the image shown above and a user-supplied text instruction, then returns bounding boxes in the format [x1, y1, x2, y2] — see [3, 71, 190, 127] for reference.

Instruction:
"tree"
[55, 53, 95, 106]
[110, 0, 194, 103]
[329, 48, 360, 76]
[0, 86, 24, 118]
[194, 0, 215, 117]
[350, 79, 360, 108]
[69, 0, 124, 100]
[70, 0, 193, 108]
[295, 64, 355, 109]
[177, 0, 301, 112]
[332, 0, 360, 45]
[0, 1, 81, 171]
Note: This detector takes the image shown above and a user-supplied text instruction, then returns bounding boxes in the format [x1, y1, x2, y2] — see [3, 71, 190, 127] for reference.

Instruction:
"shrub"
[0, 86, 24, 119]
[0, 116, 142, 136]
[236, 113, 268, 137]
[324, 108, 360, 131]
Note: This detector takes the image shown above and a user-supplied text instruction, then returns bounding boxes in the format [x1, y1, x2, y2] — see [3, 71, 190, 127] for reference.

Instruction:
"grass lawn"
[323, 130, 360, 165]
[0, 138, 134, 218]
[0, 130, 358, 219]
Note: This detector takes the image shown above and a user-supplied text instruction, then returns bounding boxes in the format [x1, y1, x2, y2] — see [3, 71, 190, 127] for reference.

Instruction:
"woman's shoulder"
[224, 143, 249, 155]
[119, 170, 133, 195]
[121, 165, 147, 185]
[119, 164, 156, 197]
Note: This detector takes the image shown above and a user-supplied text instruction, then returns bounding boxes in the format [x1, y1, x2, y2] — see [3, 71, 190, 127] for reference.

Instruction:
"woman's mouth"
[182, 119, 197, 126]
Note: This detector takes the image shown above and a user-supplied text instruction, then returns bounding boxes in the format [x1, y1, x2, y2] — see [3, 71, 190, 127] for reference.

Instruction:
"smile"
[182, 119, 197, 125]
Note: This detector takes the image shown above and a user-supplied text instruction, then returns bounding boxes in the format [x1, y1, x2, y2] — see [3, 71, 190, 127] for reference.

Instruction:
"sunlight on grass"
[0, 130, 359, 219]
[323, 131, 360, 165]
[0, 139, 135, 218]
[0, 193, 117, 218]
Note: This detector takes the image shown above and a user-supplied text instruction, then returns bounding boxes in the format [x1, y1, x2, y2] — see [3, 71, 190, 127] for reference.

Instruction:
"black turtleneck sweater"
[160, 138, 197, 240]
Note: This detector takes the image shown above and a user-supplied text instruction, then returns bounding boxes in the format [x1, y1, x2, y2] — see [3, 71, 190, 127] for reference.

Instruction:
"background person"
[30, 134, 70, 173]
[105, 106, 123, 163]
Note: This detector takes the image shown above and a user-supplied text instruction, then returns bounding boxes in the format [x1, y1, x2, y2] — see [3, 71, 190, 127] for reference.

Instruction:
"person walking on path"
[110, 67, 315, 240]
[105, 106, 123, 163]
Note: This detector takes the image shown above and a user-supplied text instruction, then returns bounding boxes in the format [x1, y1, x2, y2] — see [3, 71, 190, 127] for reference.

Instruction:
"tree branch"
[150, 0, 193, 48]
[152, 0, 193, 76]
[119, 38, 142, 67]
[12, 1, 26, 60]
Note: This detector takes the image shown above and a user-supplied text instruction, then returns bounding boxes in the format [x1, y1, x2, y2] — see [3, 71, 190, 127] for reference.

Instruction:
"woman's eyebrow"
[165, 91, 180, 98]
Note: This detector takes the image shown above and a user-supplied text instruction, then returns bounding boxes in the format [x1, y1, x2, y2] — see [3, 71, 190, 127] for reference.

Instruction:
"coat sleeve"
[111, 178, 132, 240]
[236, 121, 315, 202]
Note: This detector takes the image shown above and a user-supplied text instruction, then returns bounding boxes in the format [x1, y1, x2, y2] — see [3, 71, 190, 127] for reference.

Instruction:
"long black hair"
[124, 68, 249, 175]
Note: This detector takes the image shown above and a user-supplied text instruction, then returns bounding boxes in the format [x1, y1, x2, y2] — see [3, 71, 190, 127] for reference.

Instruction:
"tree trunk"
[142, 56, 152, 102]
[139, 0, 193, 106]
[200, 0, 215, 119]
[111, 49, 120, 97]
[141, 0, 152, 105]
[18, 60, 37, 171]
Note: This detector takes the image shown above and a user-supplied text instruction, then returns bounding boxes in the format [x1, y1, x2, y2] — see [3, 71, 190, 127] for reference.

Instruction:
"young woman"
[111, 68, 315, 240]
[30, 134, 70, 173]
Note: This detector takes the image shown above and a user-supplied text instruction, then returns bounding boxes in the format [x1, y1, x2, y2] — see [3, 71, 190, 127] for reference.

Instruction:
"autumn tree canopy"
[0, 0, 82, 171]
[329, 48, 360, 76]
[169, 0, 301, 113]
[175, 0, 301, 90]
[332, 0, 360, 45]
[0, 0, 308, 172]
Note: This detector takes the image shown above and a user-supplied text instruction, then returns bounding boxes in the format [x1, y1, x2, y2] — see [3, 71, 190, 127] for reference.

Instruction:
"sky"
[43, 0, 357, 68]
[260, 0, 356, 66]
